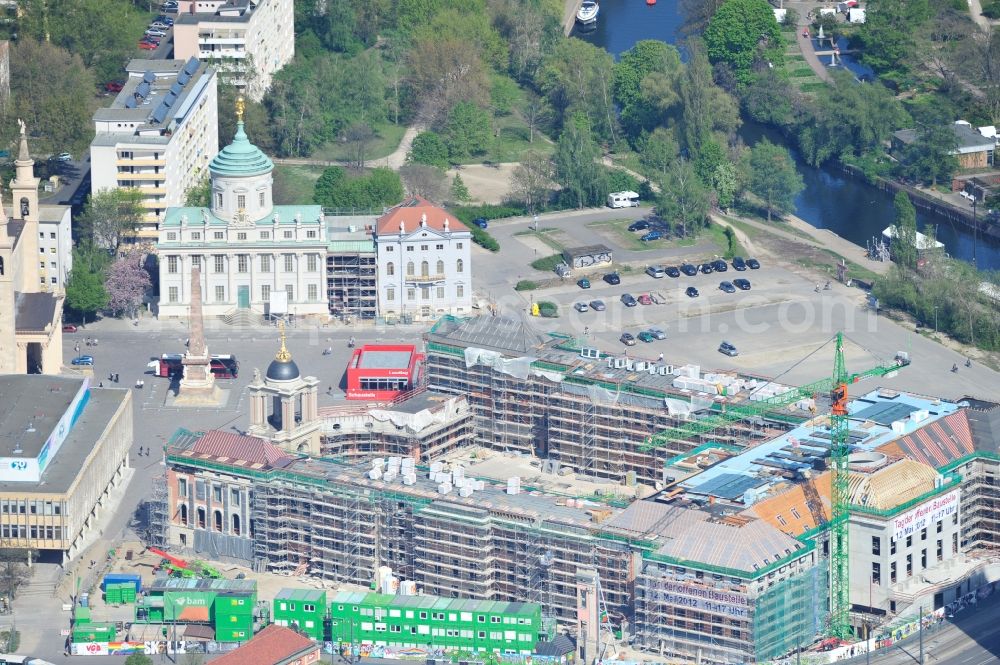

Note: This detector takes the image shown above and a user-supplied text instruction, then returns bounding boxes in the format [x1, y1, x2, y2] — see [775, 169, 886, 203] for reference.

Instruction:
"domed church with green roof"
[156, 97, 329, 320]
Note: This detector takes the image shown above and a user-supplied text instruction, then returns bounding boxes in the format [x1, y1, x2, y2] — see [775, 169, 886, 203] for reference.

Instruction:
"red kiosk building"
[345, 344, 424, 401]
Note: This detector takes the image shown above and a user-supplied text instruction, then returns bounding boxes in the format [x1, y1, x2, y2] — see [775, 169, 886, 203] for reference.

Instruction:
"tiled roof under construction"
[188, 430, 292, 467]
[742, 472, 832, 537]
[330, 591, 538, 616]
[846, 458, 938, 511]
[430, 314, 550, 355]
[877, 411, 975, 468]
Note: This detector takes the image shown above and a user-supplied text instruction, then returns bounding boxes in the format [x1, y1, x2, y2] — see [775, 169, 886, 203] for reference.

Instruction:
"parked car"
[665, 266, 680, 278]
[648, 327, 666, 340]
[150, 21, 171, 29]
[573, 302, 590, 313]
[155, 15, 174, 25]
[718, 341, 739, 357]
[700, 263, 714, 274]
[621, 293, 637, 307]
[145, 28, 167, 37]
[162, 5, 178, 11]
[685, 286, 699, 298]
[589, 300, 606, 311]
[712, 259, 728, 272]
[472, 217, 488, 229]
[637, 331, 655, 343]
[55, 152, 72, 162]
[628, 220, 650, 232]
[603, 272, 621, 285]
[620, 333, 636, 346]
[747, 258, 761, 269]
[638, 293, 653, 305]
[645, 266, 665, 279]
[732, 256, 746, 271]
[577, 278, 591, 289]
[71, 355, 94, 366]
[104, 81, 124, 92]
[719, 281, 736, 293]
[62, 324, 78, 333]
[680, 263, 698, 276]
[733, 278, 751, 290]
[138, 40, 158, 50]
[640, 230, 662, 242]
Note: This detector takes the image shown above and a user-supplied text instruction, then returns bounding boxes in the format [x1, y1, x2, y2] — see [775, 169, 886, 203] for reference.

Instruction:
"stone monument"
[175, 268, 223, 405]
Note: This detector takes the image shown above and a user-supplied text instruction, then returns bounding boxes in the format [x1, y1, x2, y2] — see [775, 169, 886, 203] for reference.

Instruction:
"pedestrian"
[99, 381, 103, 388]
[658, 353, 664, 362]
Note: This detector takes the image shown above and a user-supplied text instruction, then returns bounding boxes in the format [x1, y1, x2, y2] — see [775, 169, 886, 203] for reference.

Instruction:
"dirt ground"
[447, 163, 518, 204]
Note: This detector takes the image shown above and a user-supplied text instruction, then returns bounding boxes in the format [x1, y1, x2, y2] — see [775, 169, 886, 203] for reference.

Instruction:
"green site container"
[273, 588, 326, 641]
[73, 622, 116, 642]
[216, 626, 252, 643]
[105, 587, 121, 605]
[76, 607, 92, 624]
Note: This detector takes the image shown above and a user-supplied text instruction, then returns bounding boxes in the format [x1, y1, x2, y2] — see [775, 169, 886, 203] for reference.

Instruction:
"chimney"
[444, 218, 450, 231]
[420, 213, 427, 228]
[399, 220, 405, 232]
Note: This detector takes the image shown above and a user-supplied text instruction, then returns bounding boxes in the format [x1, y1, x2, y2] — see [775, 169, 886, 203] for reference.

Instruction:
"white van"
[607, 191, 640, 208]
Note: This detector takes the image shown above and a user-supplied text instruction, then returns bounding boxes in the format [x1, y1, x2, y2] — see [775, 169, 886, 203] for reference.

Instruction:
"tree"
[1, 38, 95, 156]
[408, 38, 489, 126]
[509, 151, 555, 214]
[451, 174, 472, 202]
[104, 249, 152, 318]
[408, 132, 451, 168]
[400, 164, 448, 201]
[742, 70, 798, 128]
[892, 191, 918, 270]
[712, 160, 742, 211]
[679, 0, 727, 37]
[538, 38, 618, 141]
[679, 40, 741, 160]
[185, 176, 211, 207]
[442, 102, 492, 160]
[65, 246, 109, 323]
[79, 189, 146, 253]
[0, 550, 33, 606]
[859, 0, 933, 78]
[613, 40, 683, 139]
[747, 140, 804, 221]
[898, 120, 959, 187]
[313, 167, 403, 210]
[490, 0, 561, 82]
[343, 123, 375, 171]
[703, 0, 784, 86]
[657, 159, 710, 237]
[553, 116, 607, 208]
[124, 655, 154, 665]
[638, 128, 679, 185]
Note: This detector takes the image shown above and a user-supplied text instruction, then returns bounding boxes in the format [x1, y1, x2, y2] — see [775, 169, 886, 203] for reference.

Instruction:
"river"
[574, 0, 1000, 270]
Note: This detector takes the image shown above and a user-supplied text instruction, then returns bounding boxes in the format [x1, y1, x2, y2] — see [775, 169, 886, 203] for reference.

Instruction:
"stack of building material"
[507, 476, 521, 495]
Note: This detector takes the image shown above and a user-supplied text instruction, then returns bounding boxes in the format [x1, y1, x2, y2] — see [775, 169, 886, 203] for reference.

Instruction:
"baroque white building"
[173, 0, 294, 101]
[374, 198, 472, 322]
[90, 58, 219, 239]
[157, 102, 327, 320]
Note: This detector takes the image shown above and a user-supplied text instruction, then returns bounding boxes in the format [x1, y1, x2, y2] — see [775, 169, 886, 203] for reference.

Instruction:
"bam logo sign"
[174, 596, 207, 607]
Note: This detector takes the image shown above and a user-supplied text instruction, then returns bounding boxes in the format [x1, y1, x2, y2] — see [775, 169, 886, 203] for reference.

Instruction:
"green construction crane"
[639, 343, 908, 452]
[828, 332, 853, 639]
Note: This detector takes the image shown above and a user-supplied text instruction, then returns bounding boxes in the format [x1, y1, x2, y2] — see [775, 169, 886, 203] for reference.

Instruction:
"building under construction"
[425, 315, 799, 487]
[325, 218, 378, 320]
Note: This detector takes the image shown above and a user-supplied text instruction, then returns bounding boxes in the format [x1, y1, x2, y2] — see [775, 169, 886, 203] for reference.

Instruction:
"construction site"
[146, 315, 1000, 664]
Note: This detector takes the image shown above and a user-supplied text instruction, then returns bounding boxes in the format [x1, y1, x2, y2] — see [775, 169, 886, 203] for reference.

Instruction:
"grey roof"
[266, 358, 300, 382]
[0, 384, 130, 494]
[535, 635, 575, 657]
[429, 314, 550, 355]
[853, 400, 918, 426]
[0, 375, 84, 459]
[93, 58, 212, 130]
[15, 292, 60, 332]
[358, 349, 412, 370]
[562, 244, 612, 259]
[966, 401, 1000, 453]
[893, 124, 995, 153]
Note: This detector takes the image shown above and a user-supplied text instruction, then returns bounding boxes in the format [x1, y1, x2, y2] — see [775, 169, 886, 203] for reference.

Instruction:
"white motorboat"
[576, 0, 599, 24]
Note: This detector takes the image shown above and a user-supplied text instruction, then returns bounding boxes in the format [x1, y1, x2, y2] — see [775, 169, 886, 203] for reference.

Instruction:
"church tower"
[0, 191, 16, 373]
[10, 120, 39, 293]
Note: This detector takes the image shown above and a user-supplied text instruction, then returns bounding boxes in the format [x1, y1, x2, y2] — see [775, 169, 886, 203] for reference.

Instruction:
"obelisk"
[176, 267, 222, 404]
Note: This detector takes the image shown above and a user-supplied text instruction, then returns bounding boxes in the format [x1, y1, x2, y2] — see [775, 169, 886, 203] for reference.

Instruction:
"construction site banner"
[163, 590, 216, 621]
[890, 489, 959, 540]
[72, 640, 241, 656]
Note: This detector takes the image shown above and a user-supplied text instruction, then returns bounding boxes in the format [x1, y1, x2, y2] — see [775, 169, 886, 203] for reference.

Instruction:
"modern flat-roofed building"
[90, 58, 218, 238]
[173, 0, 294, 101]
[0, 376, 132, 562]
[38, 204, 72, 292]
[345, 344, 424, 401]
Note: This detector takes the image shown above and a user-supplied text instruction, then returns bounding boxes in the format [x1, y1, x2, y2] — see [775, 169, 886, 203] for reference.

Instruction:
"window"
[419, 244, 427, 251]
[790, 507, 801, 519]
[436, 287, 444, 299]
[436, 259, 444, 274]
[308, 284, 318, 301]
[307, 230, 317, 239]
[216, 193, 223, 208]
[406, 261, 414, 276]
[436, 244, 444, 250]
[937, 539, 943, 560]
[386, 262, 395, 276]
[284, 230, 293, 239]
[457, 285, 464, 298]
[214, 255, 225, 273]
[906, 535, 912, 548]
[456, 258, 464, 273]
[872, 536, 881, 556]
[457, 243, 463, 249]
[260, 255, 271, 272]
[421, 260, 429, 277]
[261, 231, 270, 240]
[460, 612, 472, 622]
[237, 194, 246, 209]
[406, 245, 414, 252]
[478, 631, 486, 638]
[197, 507, 206, 529]
[906, 554, 912, 576]
[891, 538, 897, 555]
[167, 256, 178, 273]
[872, 562, 881, 585]
[237, 255, 249, 273]
[214, 232, 224, 240]
[261, 284, 271, 301]
[192, 256, 201, 270]
[921, 549, 927, 568]
[419, 612, 428, 620]
[952, 512, 958, 525]
[237, 232, 247, 241]
[776, 514, 787, 526]
[937, 520, 943, 533]
[953, 532, 958, 553]
[283, 254, 294, 272]
[213, 486, 222, 502]
[386, 288, 395, 301]
[167, 232, 177, 241]
[232, 513, 241, 535]
[921, 527, 927, 541]
[420, 286, 430, 300]
[215, 285, 225, 302]
[386, 246, 394, 252]
[307, 255, 318, 272]
[285, 284, 294, 301]
[890, 561, 897, 583]
[491, 617, 501, 624]
[259, 191, 266, 207]
[168, 286, 179, 303]
[407, 288, 415, 301]
[179, 504, 188, 525]
[192, 232, 202, 241]
[178, 478, 188, 497]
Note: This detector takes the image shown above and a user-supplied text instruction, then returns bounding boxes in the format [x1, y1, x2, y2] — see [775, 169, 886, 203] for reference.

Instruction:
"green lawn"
[312, 122, 408, 163]
[273, 164, 325, 205]
[586, 219, 703, 252]
[531, 253, 564, 271]
[790, 67, 816, 78]
[799, 81, 827, 93]
[452, 114, 556, 165]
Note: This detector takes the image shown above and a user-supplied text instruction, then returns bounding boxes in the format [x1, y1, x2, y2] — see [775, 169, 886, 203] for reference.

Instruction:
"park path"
[968, 0, 990, 29]
[272, 124, 423, 170]
[796, 26, 833, 83]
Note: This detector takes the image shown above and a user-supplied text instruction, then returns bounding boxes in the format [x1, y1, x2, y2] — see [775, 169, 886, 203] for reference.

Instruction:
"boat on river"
[576, 1, 599, 24]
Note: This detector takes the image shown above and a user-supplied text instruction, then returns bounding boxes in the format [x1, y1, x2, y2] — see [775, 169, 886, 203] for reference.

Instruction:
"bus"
[148, 354, 239, 379]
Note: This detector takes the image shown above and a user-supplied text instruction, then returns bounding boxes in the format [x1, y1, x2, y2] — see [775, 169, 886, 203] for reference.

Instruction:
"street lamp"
[971, 199, 978, 268]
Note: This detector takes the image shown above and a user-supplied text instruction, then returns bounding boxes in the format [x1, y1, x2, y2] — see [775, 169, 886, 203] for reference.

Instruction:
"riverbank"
[562, 0, 583, 35]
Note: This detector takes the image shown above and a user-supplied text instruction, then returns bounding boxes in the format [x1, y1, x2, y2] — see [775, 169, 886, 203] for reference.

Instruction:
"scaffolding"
[145, 475, 168, 549]
[326, 252, 377, 320]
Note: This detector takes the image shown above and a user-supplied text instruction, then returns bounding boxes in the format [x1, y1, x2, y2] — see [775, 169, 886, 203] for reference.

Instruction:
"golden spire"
[235, 96, 246, 123]
[275, 320, 291, 362]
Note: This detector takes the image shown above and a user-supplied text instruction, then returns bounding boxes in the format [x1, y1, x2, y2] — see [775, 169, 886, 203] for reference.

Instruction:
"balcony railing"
[404, 274, 446, 284]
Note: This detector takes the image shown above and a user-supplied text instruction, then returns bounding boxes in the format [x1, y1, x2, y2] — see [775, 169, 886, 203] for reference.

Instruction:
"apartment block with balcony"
[37, 204, 72, 292]
[374, 198, 472, 323]
[173, 0, 294, 101]
[90, 58, 219, 240]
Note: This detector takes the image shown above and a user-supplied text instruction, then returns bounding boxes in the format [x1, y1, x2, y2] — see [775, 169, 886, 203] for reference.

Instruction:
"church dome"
[209, 120, 274, 178]
[265, 324, 301, 382]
